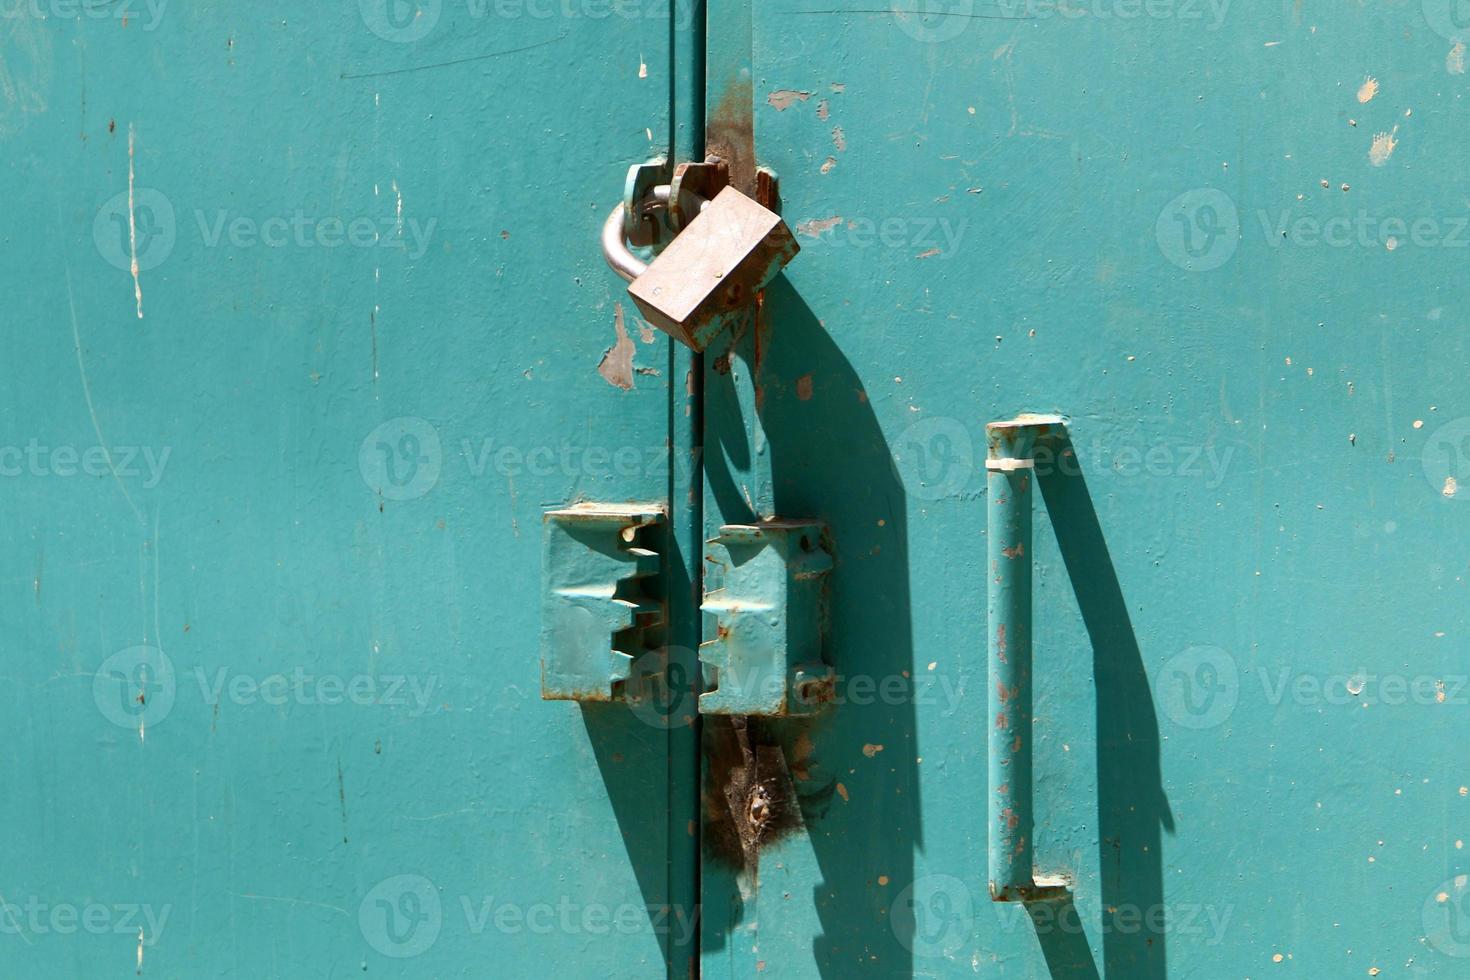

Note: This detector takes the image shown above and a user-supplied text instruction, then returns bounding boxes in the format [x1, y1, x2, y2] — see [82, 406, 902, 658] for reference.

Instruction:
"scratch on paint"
[128, 124, 143, 319]
[63, 257, 143, 525]
[597, 303, 636, 390]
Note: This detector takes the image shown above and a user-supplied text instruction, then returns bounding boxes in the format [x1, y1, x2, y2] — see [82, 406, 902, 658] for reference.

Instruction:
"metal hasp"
[540, 504, 664, 702]
[699, 521, 833, 716]
[627, 186, 799, 353]
[987, 415, 1070, 904]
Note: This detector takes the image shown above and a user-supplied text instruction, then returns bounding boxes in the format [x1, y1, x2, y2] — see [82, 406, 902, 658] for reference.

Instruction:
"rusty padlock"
[601, 161, 799, 353]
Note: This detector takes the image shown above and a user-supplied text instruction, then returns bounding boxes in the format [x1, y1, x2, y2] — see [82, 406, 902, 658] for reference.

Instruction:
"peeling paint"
[831, 125, 847, 152]
[597, 303, 636, 390]
[766, 89, 813, 111]
[796, 216, 841, 237]
[1357, 75, 1379, 103]
[1369, 129, 1398, 167]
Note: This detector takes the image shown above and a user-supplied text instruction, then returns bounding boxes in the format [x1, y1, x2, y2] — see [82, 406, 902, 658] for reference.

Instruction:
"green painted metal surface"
[8, 3, 1470, 978]
[0, 5, 700, 976]
[697, 3, 1470, 978]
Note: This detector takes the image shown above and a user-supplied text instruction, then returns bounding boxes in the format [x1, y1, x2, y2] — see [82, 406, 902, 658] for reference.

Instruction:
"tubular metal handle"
[987, 415, 1070, 904]
[600, 186, 709, 284]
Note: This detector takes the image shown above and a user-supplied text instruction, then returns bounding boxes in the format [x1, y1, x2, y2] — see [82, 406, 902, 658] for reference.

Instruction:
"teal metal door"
[693, 2, 1470, 978]
[1, 5, 700, 976]
[8, 3, 1470, 979]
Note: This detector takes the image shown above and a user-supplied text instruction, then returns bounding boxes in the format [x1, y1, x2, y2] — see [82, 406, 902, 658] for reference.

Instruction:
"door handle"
[987, 416, 1071, 903]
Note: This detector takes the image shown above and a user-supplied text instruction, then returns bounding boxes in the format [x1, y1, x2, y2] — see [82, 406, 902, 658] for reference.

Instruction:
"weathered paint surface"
[700, 3, 1470, 978]
[0, 7, 691, 977]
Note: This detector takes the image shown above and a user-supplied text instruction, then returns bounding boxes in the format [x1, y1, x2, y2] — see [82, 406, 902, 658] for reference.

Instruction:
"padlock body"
[628, 186, 799, 352]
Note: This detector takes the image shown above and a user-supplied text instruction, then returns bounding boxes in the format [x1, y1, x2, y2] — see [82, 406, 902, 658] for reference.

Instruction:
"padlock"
[602, 172, 799, 353]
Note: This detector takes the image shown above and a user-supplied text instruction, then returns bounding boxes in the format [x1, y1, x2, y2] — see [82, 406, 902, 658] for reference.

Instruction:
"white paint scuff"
[1369, 128, 1398, 167]
[128, 124, 143, 319]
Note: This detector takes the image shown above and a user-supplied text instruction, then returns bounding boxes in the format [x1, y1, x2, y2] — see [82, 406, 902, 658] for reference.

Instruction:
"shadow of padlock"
[603, 180, 799, 353]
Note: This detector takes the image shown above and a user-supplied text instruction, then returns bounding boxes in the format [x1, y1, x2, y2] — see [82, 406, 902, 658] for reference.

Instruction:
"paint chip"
[796, 216, 842, 238]
[796, 373, 814, 400]
[1450, 41, 1467, 75]
[836, 782, 849, 802]
[597, 304, 637, 391]
[862, 743, 884, 757]
[767, 89, 813, 111]
[1357, 75, 1379, 103]
[1369, 130, 1398, 167]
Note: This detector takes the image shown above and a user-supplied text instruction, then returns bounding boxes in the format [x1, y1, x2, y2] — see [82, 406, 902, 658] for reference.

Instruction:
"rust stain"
[1001, 542, 1025, 559]
[795, 373, 814, 401]
[708, 77, 756, 195]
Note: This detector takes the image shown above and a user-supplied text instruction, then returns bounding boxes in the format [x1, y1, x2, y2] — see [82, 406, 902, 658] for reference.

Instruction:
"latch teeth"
[540, 506, 666, 703]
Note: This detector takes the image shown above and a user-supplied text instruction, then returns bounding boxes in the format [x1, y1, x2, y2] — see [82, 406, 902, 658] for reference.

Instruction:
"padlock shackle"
[601, 186, 710, 284]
